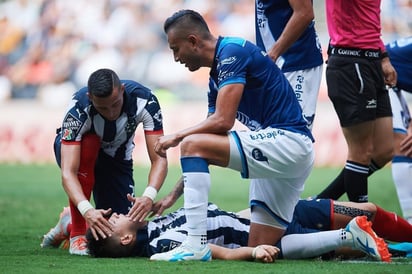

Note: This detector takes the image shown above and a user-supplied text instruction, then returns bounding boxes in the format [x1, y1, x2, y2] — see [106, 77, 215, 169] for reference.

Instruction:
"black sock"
[344, 161, 369, 202]
[317, 159, 381, 200]
[368, 159, 381, 176]
[317, 169, 345, 199]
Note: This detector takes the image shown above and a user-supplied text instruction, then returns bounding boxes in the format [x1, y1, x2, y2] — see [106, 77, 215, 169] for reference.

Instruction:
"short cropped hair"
[87, 68, 121, 98]
[86, 228, 134, 258]
[163, 9, 210, 36]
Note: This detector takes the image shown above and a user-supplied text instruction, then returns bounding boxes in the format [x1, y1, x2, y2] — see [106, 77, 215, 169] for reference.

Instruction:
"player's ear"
[120, 234, 133, 246]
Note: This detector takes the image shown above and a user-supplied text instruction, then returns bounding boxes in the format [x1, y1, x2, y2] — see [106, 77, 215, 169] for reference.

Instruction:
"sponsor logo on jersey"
[76, 108, 84, 118]
[217, 70, 234, 83]
[62, 113, 82, 140]
[249, 129, 285, 141]
[153, 109, 163, 124]
[220, 56, 236, 65]
[251, 148, 268, 163]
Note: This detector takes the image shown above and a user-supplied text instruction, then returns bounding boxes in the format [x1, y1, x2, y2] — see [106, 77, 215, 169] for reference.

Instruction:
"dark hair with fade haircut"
[87, 68, 121, 98]
[86, 228, 134, 258]
[163, 9, 210, 36]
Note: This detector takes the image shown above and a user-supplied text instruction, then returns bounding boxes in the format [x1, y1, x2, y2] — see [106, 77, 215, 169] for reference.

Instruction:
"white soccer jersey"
[132, 203, 250, 257]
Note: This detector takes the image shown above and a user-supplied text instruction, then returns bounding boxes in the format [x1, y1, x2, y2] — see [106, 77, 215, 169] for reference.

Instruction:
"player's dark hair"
[164, 9, 210, 35]
[86, 228, 134, 258]
[87, 68, 121, 98]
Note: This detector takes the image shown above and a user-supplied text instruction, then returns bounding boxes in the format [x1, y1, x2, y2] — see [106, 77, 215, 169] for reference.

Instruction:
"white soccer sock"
[392, 158, 412, 223]
[181, 157, 210, 250]
[281, 229, 353, 259]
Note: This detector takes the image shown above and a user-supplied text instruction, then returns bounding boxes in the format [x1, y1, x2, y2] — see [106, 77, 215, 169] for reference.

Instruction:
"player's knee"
[180, 135, 203, 155]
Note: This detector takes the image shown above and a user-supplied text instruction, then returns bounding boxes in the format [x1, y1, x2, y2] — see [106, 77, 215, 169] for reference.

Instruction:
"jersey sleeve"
[60, 91, 91, 143]
[216, 40, 249, 89]
[141, 94, 164, 134]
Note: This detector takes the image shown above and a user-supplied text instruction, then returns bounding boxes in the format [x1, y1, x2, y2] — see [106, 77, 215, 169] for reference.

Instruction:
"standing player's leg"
[389, 87, 412, 224]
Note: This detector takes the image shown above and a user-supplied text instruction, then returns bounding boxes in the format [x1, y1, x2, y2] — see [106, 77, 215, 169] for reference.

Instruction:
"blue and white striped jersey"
[59, 80, 163, 161]
[255, 0, 323, 72]
[208, 36, 313, 141]
[133, 203, 250, 257]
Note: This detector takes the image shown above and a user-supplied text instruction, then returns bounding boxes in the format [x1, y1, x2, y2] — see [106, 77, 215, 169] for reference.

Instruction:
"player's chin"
[187, 65, 200, 72]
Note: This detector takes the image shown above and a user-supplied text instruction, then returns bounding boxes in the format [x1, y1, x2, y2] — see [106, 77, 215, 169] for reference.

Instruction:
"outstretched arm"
[150, 176, 184, 217]
[128, 133, 168, 222]
[209, 244, 279, 263]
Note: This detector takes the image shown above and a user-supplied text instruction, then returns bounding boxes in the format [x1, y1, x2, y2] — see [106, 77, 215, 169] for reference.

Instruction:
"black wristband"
[381, 51, 389, 59]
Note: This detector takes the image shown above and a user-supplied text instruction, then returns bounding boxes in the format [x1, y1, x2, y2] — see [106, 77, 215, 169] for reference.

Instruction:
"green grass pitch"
[0, 164, 410, 273]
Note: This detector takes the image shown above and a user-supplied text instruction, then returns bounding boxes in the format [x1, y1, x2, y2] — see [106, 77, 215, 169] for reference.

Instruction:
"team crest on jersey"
[125, 116, 138, 134]
[61, 113, 82, 140]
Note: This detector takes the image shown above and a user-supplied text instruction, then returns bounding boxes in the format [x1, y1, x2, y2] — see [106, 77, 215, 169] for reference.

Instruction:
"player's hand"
[253, 245, 280, 263]
[381, 57, 397, 87]
[84, 208, 114, 241]
[154, 134, 182, 157]
[127, 193, 153, 222]
[149, 194, 178, 217]
[400, 134, 412, 157]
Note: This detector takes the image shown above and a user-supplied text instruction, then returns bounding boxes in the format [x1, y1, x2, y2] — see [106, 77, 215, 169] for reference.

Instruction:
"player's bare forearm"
[209, 244, 279, 263]
[150, 177, 184, 217]
[269, 0, 314, 61]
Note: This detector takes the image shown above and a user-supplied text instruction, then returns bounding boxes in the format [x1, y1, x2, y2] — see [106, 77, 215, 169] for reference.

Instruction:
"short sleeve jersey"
[132, 203, 250, 257]
[326, 0, 385, 52]
[386, 37, 412, 92]
[208, 36, 313, 141]
[255, 0, 323, 72]
[59, 80, 163, 161]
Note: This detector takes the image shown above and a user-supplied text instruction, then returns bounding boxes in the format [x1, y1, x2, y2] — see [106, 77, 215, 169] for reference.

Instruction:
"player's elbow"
[214, 116, 235, 132]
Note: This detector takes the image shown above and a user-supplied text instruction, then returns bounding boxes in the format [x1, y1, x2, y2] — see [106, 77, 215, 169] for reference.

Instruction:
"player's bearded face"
[168, 32, 201, 72]
[183, 51, 201, 72]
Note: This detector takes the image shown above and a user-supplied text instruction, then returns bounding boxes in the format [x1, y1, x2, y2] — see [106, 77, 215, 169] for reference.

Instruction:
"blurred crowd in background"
[0, 0, 411, 107]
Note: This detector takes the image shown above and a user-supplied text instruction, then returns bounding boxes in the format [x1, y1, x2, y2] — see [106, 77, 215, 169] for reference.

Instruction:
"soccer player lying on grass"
[43, 198, 412, 262]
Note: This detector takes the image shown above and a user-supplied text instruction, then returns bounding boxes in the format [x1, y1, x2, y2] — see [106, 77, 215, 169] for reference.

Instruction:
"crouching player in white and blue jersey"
[386, 37, 412, 224]
[152, 9, 314, 262]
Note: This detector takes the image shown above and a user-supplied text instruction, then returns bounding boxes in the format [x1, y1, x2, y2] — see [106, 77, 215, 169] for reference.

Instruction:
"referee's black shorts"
[326, 55, 392, 127]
